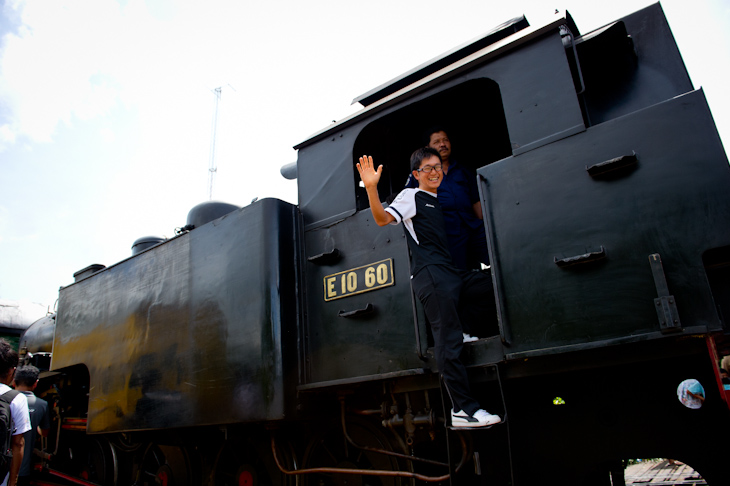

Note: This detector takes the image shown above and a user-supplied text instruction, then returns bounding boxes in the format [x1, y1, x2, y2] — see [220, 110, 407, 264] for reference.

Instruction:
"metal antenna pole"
[208, 87, 222, 200]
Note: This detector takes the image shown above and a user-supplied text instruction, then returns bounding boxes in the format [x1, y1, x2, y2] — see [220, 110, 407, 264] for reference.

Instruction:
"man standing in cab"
[357, 148, 500, 428]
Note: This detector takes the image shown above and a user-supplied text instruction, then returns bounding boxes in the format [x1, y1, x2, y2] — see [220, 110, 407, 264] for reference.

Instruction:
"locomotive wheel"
[77, 436, 118, 485]
[301, 416, 413, 486]
[212, 433, 296, 486]
[136, 444, 194, 486]
[113, 432, 144, 453]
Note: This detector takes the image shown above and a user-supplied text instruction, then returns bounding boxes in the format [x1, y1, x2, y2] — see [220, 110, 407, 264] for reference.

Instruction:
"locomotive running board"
[297, 368, 429, 391]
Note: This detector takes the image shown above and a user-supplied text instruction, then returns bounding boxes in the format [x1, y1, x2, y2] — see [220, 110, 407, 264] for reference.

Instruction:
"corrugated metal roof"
[0, 299, 48, 331]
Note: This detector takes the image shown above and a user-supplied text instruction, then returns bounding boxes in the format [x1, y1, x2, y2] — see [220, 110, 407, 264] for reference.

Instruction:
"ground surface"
[624, 459, 707, 485]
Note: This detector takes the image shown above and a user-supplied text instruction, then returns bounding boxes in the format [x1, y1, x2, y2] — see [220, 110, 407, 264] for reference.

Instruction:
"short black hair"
[14, 365, 40, 387]
[423, 125, 450, 145]
[0, 339, 18, 378]
[410, 146, 441, 172]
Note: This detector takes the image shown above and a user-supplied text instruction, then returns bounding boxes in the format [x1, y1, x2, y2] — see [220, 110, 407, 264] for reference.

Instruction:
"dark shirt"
[19, 392, 50, 477]
[384, 188, 453, 275]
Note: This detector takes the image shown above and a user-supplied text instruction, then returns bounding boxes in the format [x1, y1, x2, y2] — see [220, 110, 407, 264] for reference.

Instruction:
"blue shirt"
[405, 161, 483, 236]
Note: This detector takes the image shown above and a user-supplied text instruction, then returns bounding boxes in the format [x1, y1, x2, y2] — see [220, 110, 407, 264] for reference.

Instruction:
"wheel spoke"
[321, 442, 339, 464]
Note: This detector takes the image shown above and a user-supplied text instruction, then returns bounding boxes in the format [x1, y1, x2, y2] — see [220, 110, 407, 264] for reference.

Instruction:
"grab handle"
[554, 246, 606, 268]
[308, 248, 341, 265]
[338, 303, 374, 318]
[586, 153, 637, 178]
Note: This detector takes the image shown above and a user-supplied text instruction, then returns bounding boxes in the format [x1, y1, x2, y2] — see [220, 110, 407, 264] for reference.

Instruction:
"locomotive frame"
[20, 3, 730, 485]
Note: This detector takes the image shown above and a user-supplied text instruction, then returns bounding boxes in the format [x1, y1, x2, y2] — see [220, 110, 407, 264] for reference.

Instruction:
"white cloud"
[98, 127, 115, 143]
[0, 0, 180, 150]
[0, 123, 16, 145]
[0, 1, 116, 146]
[0, 205, 7, 243]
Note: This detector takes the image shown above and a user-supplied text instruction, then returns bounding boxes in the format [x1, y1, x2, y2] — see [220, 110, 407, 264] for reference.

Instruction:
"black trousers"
[411, 264, 495, 415]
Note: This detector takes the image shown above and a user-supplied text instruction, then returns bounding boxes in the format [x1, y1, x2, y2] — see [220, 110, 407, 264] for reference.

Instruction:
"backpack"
[0, 389, 19, 480]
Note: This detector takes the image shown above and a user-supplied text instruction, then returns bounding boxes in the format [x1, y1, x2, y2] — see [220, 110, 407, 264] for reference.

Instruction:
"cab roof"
[294, 11, 578, 150]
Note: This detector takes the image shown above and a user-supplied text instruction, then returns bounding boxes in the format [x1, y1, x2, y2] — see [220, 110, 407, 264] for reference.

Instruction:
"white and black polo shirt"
[385, 188, 454, 275]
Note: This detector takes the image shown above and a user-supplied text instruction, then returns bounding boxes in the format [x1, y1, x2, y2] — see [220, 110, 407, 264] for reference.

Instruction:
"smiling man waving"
[356, 147, 500, 428]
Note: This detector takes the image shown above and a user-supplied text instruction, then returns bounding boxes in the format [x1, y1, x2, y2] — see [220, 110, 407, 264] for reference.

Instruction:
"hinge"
[648, 254, 681, 333]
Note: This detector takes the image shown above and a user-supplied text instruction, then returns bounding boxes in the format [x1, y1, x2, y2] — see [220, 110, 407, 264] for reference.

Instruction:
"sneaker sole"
[451, 417, 501, 428]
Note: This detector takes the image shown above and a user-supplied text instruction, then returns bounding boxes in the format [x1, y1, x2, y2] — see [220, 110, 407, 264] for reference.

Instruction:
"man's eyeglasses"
[416, 164, 442, 173]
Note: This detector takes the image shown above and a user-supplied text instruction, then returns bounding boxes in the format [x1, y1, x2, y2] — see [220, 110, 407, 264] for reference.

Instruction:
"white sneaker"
[462, 333, 479, 343]
[451, 409, 501, 428]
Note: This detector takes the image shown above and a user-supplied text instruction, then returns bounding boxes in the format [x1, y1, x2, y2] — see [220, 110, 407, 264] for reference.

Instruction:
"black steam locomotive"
[19, 4, 730, 485]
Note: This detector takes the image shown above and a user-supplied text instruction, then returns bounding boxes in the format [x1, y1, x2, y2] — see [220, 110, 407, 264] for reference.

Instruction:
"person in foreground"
[13, 366, 50, 486]
[0, 339, 30, 486]
[357, 148, 501, 428]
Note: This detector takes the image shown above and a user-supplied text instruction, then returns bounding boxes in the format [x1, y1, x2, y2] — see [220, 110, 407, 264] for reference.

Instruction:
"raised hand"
[356, 155, 383, 189]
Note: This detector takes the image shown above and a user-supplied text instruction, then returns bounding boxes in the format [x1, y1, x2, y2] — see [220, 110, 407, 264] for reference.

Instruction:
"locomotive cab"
[296, 8, 594, 386]
[351, 78, 512, 210]
[294, 4, 730, 483]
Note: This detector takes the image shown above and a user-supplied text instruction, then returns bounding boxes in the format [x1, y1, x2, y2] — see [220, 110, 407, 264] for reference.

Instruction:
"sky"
[1, 0, 729, 313]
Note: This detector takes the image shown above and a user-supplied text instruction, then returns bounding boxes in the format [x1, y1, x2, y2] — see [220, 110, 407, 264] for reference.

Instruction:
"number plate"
[323, 259, 395, 301]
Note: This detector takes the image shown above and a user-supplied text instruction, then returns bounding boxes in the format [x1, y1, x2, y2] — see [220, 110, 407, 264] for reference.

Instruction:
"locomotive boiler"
[20, 3, 730, 485]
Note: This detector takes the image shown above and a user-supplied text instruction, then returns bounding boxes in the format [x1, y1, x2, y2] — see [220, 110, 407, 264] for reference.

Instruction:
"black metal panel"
[478, 89, 730, 355]
[302, 209, 425, 385]
[488, 31, 584, 155]
[53, 198, 298, 433]
[297, 123, 364, 229]
[576, 3, 693, 126]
